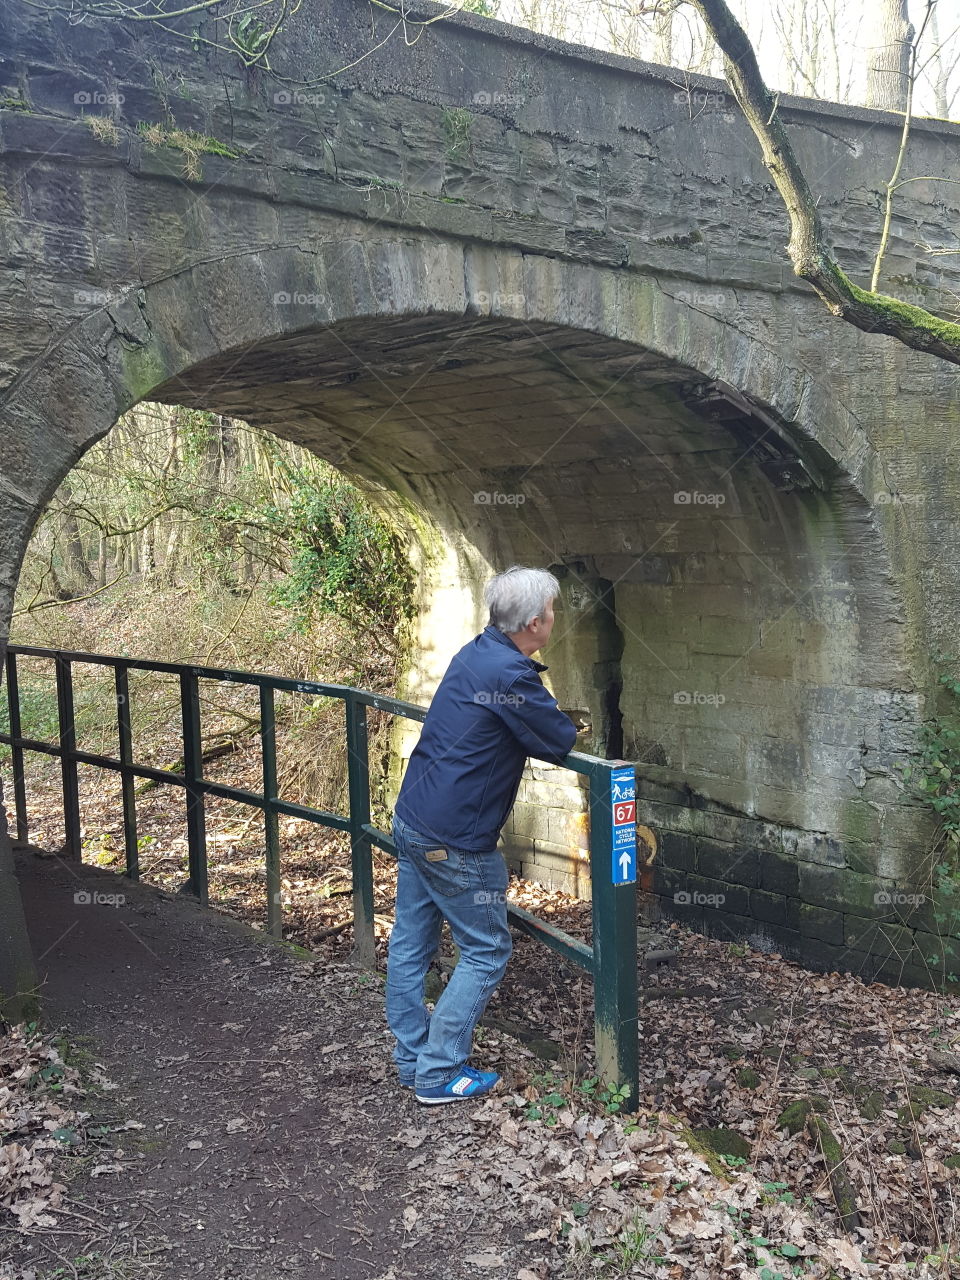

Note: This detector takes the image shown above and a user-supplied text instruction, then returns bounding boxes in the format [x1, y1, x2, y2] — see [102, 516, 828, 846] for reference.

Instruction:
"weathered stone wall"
[2, 0, 960, 984]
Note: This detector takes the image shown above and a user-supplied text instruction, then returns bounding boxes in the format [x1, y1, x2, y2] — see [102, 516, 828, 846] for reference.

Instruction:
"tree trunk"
[926, 2, 951, 119]
[864, 0, 914, 112]
[59, 507, 95, 596]
[140, 525, 156, 578]
[653, 4, 674, 65]
[162, 519, 182, 585]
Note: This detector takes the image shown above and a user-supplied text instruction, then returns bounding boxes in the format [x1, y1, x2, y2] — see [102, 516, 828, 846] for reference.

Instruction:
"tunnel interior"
[147, 311, 909, 917]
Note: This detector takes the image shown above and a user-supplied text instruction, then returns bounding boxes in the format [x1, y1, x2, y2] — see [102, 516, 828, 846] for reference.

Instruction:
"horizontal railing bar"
[74, 752, 188, 786]
[506, 903, 595, 972]
[0, 734, 61, 758]
[4, 646, 428, 718]
[2, 645, 606, 776]
[0, 736, 352, 832]
[363, 822, 395, 855]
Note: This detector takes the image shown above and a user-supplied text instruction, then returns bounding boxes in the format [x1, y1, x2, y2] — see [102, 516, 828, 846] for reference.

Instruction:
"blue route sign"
[610, 764, 637, 884]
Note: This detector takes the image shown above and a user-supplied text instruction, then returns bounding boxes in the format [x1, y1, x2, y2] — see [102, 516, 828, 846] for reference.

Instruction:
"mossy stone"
[777, 1099, 814, 1135]
[808, 1115, 860, 1232]
[857, 1090, 884, 1121]
[898, 1086, 955, 1123]
[736, 1066, 760, 1089]
[689, 1127, 751, 1159]
[908, 1085, 954, 1109]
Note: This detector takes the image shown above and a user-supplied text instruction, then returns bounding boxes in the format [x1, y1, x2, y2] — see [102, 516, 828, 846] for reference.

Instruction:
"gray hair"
[485, 565, 560, 634]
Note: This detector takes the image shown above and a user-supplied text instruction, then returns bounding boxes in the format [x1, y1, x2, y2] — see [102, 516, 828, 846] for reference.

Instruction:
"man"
[387, 565, 578, 1105]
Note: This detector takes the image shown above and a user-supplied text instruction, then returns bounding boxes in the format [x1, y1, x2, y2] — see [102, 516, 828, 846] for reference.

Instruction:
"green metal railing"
[1, 645, 639, 1106]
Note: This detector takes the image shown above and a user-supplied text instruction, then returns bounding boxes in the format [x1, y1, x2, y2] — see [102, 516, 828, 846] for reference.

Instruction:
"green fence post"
[115, 664, 140, 881]
[55, 654, 81, 860]
[261, 684, 282, 939]
[180, 670, 208, 904]
[588, 761, 640, 1111]
[345, 695, 376, 970]
[5, 651, 28, 843]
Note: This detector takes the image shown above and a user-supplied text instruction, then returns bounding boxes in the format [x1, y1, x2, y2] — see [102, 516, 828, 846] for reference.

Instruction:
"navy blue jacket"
[394, 625, 578, 851]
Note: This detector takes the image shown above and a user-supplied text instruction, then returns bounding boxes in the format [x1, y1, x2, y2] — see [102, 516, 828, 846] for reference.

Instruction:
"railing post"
[180, 671, 208, 904]
[5, 651, 28, 843]
[55, 654, 81, 860]
[260, 685, 282, 939]
[115, 664, 139, 880]
[345, 694, 376, 969]
[588, 761, 639, 1111]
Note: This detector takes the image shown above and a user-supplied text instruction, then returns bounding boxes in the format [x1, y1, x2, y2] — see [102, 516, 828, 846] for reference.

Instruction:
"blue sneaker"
[415, 1066, 500, 1105]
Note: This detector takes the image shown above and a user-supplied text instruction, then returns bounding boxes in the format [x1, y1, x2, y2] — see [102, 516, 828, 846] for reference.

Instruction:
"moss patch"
[688, 1126, 751, 1160]
[137, 121, 239, 180]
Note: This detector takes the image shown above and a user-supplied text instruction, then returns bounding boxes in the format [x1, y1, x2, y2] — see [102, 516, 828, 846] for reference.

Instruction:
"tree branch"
[11, 571, 125, 616]
[688, 0, 960, 366]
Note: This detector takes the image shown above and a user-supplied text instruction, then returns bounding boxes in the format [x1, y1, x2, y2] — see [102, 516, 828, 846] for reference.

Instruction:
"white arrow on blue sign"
[610, 764, 637, 884]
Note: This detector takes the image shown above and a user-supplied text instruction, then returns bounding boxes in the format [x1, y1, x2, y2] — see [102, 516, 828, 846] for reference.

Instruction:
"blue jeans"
[385, 813, 513, 1088]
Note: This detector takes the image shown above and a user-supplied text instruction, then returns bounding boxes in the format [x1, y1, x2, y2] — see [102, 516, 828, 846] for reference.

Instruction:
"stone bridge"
[2, 0, 960, 986]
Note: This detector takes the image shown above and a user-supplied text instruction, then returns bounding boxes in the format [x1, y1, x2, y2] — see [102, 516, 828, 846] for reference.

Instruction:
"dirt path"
[8, 848, 545, 1280]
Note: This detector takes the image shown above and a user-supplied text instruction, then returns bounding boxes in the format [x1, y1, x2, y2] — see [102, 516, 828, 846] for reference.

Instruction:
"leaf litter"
[6, 752, 960, 1277]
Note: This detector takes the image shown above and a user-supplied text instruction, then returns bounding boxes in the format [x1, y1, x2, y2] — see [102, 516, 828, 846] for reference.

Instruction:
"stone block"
[785, 900, 846, 945]
[749, 888, 787, 926]
[658, 828, 697, 871]
[844, 916, 914, 959]
[783, 829, 847, 868]
[798, 862, 896, 919]
[698, 839, 760, 888]
[760, 850, 800, 897]
[686, 873, 751, 918]
[658, 894, 705, 933]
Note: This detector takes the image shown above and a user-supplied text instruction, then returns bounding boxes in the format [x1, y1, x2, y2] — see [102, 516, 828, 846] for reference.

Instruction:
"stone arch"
[0, 234, 928, 972]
